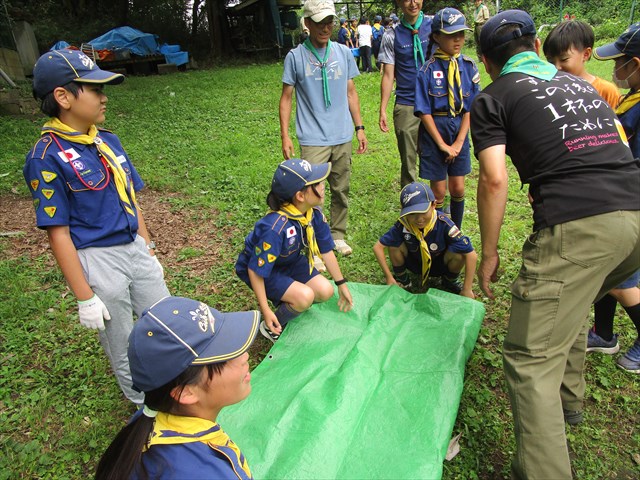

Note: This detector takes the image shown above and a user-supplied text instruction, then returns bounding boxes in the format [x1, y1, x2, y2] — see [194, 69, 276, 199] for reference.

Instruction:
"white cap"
[303, 0, 337, 22]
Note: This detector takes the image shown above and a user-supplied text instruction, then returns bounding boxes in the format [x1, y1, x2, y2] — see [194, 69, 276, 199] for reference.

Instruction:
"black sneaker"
[563, 409, 583, 425]
[440, 276, 462, 295]
[394, 274, 412, 289]
[259, 320, 280, 343]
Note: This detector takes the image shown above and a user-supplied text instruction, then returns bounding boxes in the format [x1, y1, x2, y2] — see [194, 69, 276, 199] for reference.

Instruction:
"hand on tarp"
[337, 284, 353, 312]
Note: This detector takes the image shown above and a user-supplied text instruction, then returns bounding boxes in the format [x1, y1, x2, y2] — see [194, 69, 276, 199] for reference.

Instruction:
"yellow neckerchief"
[399, 211, 437, 285]
[616, 90, 640, 115]
[146, 413, 252, 479]
[433, 48, 463, 117]
[41, 118, 137, 216]
[277, 203, 321, 274]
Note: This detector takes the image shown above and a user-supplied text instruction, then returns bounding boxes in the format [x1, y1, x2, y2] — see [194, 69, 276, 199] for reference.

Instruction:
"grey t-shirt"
[282, 42, 359, 146]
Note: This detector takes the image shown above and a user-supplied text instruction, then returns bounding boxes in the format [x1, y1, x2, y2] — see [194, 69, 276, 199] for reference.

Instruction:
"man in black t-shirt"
[471, 10, 640, 480]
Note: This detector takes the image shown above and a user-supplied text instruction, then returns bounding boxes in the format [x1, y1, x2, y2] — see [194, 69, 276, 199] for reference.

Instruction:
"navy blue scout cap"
[594, 23, 640, 60]
[32, 49, 125, 100]
[128, 296, 260, 392]
[480, 9, 536, 54]
[271, 159, 331, 200]
[432, 8, 471, 34]
[399, 182, 436, 217]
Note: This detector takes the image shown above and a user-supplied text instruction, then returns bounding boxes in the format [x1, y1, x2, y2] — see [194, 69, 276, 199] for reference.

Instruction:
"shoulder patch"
[472, 71, 481, 84]
[270, 214, 288, 234]
[29, 136, 54, 160]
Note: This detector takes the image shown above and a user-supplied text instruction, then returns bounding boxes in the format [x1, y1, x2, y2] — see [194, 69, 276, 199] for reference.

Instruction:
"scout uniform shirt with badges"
[237, 207, 334, 278]
[133, 412, 252, 480]
[414, 55, 480, 118]
[24, 128, 143, 249]
[379, 213, 474, 258]
[616, 92, 640, 158]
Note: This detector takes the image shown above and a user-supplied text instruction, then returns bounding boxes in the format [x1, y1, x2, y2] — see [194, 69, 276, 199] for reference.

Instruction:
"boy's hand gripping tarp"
[220, 283, 485, 479]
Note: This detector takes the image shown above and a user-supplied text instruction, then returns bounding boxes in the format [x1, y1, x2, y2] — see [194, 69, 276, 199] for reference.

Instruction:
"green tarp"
[220, 283, 485, 479]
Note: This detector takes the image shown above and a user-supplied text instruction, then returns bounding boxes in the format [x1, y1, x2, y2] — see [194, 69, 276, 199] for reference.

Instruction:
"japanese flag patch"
[434, 71, 444, 79]
[286, 226, 296, 238]
[57, 148, 80, 163]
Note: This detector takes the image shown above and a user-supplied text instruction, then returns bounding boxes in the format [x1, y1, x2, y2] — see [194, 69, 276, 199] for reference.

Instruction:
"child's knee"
[444, 251, 464, 273]
[289, 285, 316, 311]
[388, 245, 408, 266]
[314, 278, 335, 303]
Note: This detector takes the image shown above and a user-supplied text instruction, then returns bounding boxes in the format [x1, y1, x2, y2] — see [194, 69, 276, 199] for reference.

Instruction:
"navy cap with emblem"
[128, 296, 260, 392]
[432, 8, 471, 35]
[480, 9, 536, 54]
[399, 182, 436, 218]
[594, 23, 640, 60]
[32, 48, 125, 100]
[271, 158, 331, 200]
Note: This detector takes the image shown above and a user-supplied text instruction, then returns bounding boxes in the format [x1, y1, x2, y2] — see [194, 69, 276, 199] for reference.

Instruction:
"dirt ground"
[0, 190, 224, 278]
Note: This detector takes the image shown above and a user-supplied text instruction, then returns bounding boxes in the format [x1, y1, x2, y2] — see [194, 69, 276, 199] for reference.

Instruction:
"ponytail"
[95, 363, 226, 480]
[95, 415, 155, 480]
[267, 190, 289, 211]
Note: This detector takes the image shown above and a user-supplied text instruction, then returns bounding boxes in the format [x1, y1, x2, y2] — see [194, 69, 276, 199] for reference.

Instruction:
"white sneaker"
[334, 239, 353, 256]
[313, 255, 327, 272]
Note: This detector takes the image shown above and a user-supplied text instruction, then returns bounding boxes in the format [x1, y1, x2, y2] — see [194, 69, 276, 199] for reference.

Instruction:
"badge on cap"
[189, 302, 214, 333]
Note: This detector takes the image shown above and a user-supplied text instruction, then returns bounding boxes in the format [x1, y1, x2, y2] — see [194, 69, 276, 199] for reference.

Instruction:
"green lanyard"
[304, 38, 332, 109]
[400, 12, 425, 70]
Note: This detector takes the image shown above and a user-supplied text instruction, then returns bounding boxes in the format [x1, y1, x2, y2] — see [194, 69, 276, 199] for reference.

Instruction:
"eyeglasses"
[311, 19, 337, 29]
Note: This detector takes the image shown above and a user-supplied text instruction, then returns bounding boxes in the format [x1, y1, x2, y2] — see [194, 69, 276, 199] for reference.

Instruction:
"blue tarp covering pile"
[51, 27, 189, 66]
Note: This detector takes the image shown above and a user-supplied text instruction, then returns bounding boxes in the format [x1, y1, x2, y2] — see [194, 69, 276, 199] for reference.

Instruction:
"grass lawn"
[0, 51, 638, 479]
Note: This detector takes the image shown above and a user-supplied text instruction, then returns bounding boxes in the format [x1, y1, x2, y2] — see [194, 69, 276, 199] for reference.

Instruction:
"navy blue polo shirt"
[24, 129, 143, 249]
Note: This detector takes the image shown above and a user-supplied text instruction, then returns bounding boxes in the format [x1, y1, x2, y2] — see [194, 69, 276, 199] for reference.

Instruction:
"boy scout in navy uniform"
[373, 182, 477, 297]
[23, 49, 169, 404]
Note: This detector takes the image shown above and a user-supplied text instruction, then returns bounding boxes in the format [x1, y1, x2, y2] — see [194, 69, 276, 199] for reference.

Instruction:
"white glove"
[78, 294, 111, 331]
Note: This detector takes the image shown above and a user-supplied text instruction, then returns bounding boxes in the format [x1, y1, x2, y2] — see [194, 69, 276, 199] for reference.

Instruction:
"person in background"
[338, 17, 350, 46]
[543, 20, 620, 108]
[473, 0, 490, 59]
[372, 15, 385, 68]
[414, 7, 480, 229]
[357, 16, 374, 73]
[378, 0, 433, 186]
[279, 0, 368, 259]
[589, 23, 640, 373]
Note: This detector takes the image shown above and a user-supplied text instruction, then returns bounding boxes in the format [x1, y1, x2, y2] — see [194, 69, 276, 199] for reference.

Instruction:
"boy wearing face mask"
[594, 23, 640, 154]
[590, 24, 640, 374]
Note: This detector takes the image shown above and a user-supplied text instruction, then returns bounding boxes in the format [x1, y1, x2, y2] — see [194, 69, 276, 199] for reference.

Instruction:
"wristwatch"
[355, 125, 365, 131]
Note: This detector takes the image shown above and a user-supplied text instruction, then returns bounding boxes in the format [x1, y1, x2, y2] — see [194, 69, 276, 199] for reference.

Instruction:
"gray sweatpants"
[77, 235, 169, 403]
